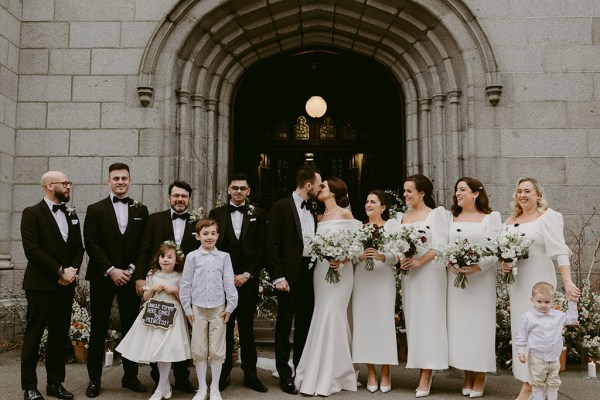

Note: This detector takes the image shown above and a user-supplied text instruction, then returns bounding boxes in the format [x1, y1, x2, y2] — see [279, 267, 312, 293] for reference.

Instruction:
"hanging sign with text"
[142, 299, 178, 329]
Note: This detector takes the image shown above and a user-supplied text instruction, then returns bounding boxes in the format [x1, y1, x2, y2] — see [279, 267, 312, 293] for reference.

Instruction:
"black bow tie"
[301, 200, 310, 210]
[229, 204, 245, 213]
[52, 204, 67, 213]
[113, 196, 129, 204]
[172, 212, 189, 220]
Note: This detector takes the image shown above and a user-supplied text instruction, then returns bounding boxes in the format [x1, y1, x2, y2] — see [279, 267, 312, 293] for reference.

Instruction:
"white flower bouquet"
[486, 224, 532, 285]
[355, 224, 386, 271]
[307, 230, 363, 283]
[436, 232, 488, 289]
[70, 301, 91, 343]
[382, 225, 429, 275]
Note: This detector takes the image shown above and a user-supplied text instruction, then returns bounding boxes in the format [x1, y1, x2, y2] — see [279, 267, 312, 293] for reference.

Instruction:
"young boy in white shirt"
[180, 219, 238, 400]
[514, 281, 578, 400]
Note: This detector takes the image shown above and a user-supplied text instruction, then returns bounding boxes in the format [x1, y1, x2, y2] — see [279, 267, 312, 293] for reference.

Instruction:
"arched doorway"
[232, 49, 404, 216]
[136, 0, 501, 210]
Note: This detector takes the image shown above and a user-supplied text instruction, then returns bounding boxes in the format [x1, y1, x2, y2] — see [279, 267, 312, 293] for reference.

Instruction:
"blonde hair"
[531, 281, 555, 299]
[510, 177, 548, 218]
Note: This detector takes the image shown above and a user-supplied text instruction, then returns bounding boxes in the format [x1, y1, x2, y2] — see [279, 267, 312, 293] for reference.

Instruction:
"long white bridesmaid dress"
[294, 218, 361, 396]
[505, 208, 571, 381]
[446, 211, 501, 372]
[385, 206, 449, 370]
[352, 222, 398, 365]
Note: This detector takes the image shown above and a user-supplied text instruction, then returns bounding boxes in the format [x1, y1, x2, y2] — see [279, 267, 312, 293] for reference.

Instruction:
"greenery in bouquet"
[355, 224, 386, 271]
[486, 224, 532, 285]
[393, 268, 406, 334]
[384, 189, 407, 219]
[436, 230, 489, 289]
[307, 230, 362, 283]
[256, 268, 278, 326]
[383, 225, 428, 276]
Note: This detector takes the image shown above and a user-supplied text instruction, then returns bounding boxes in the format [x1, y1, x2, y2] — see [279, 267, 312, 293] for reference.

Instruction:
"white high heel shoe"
[469, 376, 486, 397]
[366, 385, 379, 393]
[462, 388, 472, 396]
[415, 373, 434, 398]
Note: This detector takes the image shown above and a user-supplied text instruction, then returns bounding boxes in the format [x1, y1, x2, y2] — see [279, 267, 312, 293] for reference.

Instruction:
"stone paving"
[1, 350, 597, 400]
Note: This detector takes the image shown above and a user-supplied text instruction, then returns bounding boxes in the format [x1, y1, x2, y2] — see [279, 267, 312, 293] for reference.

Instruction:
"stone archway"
[137, 0, 501, 208]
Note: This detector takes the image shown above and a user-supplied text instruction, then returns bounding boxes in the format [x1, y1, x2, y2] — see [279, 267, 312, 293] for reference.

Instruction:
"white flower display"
[485, 224, 532, 285]
[306, 229, 363, 283]
[436, 230, 489, 289]
[382, 225, 429, 275]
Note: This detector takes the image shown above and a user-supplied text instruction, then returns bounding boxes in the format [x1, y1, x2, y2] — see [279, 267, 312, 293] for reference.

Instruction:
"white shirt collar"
[198, 247, 220, 255]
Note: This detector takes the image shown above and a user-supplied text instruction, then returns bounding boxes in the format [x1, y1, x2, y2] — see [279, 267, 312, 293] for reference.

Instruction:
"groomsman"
[20, 171, 84, 400]
[209, 173, 268, 393]
[84, 163, 149, 398]
[267, 165, 321, 395]
[133, 180, 199, 393]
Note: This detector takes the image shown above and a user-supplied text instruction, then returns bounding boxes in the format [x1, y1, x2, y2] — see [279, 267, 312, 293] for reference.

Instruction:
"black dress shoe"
[121, 376, 147, 393]
[85, 381, 100, 398]
[24, 389, 45, 400]
[174, 379, 197, 393]
[244, 374, 268, 393]
[218, 374, 230, 392]
[279, 377, 298, 395]
[46, 384, 74, 400]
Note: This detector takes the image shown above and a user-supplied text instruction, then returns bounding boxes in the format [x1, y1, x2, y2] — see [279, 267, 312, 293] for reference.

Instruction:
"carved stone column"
[405, 100, 420, 175]
[448, 90, 462, 180]
[176, 90, 191, 181]
[191, 94, 207, 208]
[418, 98, 432, 177]
[205, 98, 218, 208]
[432, 94, 446, 203]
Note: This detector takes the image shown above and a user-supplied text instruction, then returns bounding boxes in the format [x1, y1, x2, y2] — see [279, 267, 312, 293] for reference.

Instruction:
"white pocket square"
[250, 218, 257, 222]
[134, 217, 143, 221]
[71, 220, 79, 225]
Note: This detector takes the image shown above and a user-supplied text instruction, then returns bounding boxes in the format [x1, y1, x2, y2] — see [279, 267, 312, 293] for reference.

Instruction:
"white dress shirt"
[171, 209, 186, 245]
[44, 197, 69, 241]
[514, 301, 578, 362]
[110, 193, 129, 234]
[292, 192, 315, 257]
[179, 247, 238, 316]
[229, 201, 245, 239]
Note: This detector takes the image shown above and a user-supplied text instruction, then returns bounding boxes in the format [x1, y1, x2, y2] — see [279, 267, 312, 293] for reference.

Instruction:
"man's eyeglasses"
[169, 194, 190, 199]
[49, 181, 73, 188]
[230, 186, 249, 192]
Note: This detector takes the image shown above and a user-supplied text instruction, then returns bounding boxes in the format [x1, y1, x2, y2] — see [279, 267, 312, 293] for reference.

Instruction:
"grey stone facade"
[1, 0, 599, 293]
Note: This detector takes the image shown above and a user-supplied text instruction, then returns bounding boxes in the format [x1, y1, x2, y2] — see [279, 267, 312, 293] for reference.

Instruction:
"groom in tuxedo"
[133, 180, 199, 393]
[20, 171, 84, 400]
[267, 165, 322, 394]
[84, 163, 149, 398]
[209, 173, 268, 393]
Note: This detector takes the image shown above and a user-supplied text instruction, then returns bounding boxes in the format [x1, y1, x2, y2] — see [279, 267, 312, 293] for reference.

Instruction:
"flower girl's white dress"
[116, 271, 191, 363]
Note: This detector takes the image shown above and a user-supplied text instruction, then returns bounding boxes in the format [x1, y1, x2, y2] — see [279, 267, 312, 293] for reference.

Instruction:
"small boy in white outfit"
[180, 219, 238, 400]
[514, 281, 578, 400]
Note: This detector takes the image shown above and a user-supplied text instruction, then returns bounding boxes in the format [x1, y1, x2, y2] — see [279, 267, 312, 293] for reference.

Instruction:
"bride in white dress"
[294, 177, 361, 397]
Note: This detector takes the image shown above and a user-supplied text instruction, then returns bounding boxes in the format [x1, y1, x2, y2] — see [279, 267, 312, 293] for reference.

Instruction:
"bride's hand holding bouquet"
[307, 230, 363, 283]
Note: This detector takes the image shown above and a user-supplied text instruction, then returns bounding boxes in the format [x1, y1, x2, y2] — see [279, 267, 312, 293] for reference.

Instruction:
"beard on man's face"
[55, 189, 70, 203]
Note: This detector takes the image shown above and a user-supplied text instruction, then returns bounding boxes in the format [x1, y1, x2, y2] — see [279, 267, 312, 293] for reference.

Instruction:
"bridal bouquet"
[485, 225, 532, 285]
[307, 230, 363, 283]
[355, 224, 386, 271]
[436, 232, 489, 289]
[382, 225, 429, 275]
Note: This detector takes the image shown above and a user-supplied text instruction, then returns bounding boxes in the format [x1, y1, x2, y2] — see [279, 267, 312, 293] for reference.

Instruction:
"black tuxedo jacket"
[209, 204, 267, 277]
[84, 196, 148, 281]
[133, 209, 200, 281]
[267, 195, 316, 286]
[20, 200, 85, 291]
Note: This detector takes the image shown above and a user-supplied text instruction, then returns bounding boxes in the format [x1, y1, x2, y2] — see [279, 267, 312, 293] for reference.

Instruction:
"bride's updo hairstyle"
[326, 177, 350, 208]
[405, 174, 436, 209]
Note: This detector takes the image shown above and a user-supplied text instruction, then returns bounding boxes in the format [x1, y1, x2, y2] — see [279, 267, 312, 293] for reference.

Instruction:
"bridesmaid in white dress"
[385, 174, 449, 398]
[294, 177, 361, 396]
[502, 177, 580, 400]
[446, 178, 501, 398]
[352, 190, 398, 393]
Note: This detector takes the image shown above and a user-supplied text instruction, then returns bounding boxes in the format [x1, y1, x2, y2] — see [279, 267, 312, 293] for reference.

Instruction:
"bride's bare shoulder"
[339, 208, 354, 219]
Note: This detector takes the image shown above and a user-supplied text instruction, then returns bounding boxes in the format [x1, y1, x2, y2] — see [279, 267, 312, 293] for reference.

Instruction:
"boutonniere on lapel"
[188, 207, 207, 224]
[246, 203, 256, 216]
[66, 206, 77, 217]
[129, 199, 144, 208]
[308, 199, 319, 214]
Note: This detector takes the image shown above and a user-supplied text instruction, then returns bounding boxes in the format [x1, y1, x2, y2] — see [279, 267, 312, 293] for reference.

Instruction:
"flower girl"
[117, 241, 191, 400]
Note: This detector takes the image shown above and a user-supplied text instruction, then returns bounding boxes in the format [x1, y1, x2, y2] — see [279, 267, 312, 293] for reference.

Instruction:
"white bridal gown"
[352, 224, 398, 365]
[385, 206, 449, 370]
[505, 209, 571, 382]
[447, 211, 501, 372]
[295, 218, 361, 396]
